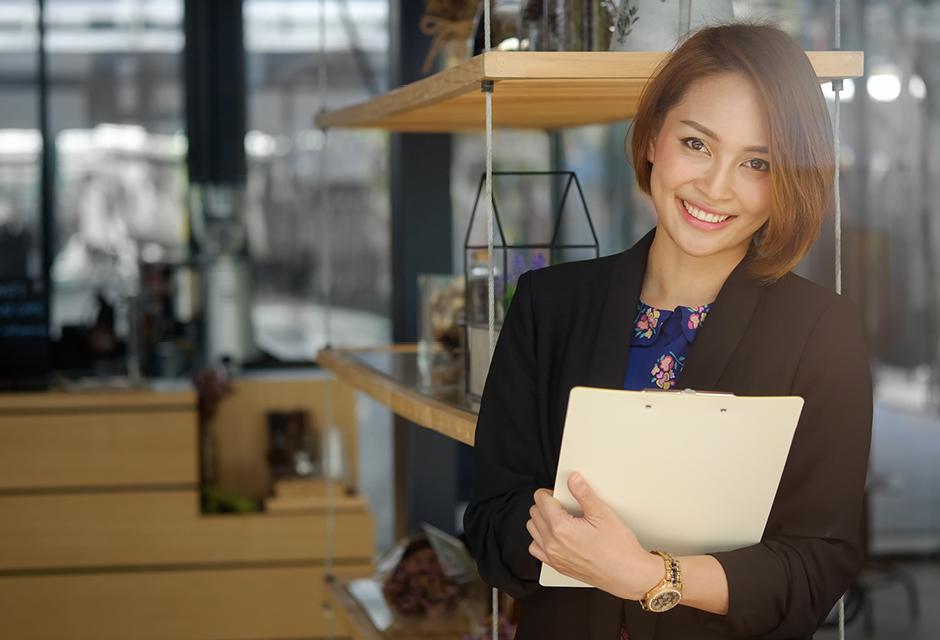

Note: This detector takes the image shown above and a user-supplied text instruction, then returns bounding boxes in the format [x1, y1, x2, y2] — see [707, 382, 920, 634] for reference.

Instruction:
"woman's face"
[646, 72, 772, 261]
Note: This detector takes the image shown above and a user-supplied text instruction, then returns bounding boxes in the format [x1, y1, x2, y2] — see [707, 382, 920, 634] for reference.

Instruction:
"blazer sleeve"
[462, 270, 546, 599]
[708, 294, 873, 638]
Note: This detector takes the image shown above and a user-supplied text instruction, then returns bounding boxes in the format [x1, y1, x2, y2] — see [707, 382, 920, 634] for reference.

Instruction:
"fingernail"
[570, 472, 582, 487]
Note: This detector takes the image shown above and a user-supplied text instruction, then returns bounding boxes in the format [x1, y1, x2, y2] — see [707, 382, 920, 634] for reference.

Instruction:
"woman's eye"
[682, 137, 708, 153]
[680, 137, 768, 171]
[746, 158, 770, 172]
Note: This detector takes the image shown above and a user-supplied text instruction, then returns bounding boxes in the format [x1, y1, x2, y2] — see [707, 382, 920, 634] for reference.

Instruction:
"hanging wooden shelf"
[316, 345, 477, 446]
[314, 50, 864, 132]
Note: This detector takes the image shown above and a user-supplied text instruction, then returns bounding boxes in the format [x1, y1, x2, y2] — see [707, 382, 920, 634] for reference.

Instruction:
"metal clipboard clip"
[639, 388, 737, 397]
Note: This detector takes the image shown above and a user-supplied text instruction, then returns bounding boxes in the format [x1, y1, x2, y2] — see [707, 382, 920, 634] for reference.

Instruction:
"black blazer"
[463, 228, 873, 640]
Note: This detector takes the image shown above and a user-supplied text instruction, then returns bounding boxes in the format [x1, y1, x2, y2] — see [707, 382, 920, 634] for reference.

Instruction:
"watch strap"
[640, 551, 683, 612]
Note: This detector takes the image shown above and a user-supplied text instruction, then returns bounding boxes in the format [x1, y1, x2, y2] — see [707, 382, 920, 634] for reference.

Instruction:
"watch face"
[650, 589, 681, 612]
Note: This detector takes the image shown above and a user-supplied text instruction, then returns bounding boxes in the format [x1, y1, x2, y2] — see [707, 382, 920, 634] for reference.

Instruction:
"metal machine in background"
[189, 183, 257, 365]
[185, 0, 256, 367]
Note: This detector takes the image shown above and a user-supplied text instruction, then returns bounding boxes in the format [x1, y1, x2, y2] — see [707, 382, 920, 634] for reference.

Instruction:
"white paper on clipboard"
[539, 386, 804, 588]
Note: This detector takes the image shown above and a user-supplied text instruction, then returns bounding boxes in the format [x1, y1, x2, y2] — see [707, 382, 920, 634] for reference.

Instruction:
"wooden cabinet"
[0, 384, 373, 639]
[0, 566, 370, 640]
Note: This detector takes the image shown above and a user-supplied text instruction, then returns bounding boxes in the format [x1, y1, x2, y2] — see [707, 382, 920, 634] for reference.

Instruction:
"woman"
[463, 23, 872, 640]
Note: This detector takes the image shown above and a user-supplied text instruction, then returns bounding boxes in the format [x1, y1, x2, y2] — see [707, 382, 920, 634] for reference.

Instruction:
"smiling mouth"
[679, 198, 737, 226]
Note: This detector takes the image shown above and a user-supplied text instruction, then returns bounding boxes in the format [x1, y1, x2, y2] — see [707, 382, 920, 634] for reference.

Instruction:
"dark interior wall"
[388, 0, 460, 537]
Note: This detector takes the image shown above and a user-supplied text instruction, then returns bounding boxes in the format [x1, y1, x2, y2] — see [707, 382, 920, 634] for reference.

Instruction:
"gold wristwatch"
[639, 551, 682, 613]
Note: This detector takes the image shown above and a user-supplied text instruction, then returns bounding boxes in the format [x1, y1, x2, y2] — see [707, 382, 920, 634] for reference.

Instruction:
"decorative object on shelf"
[470, 0, 526, 55]
[609, 0, 733, 51]
[337, 524, 499, 636]
[519, 0, 614, 51]
[377, 524, 475, 616]
[193, 362, 233, 486]
[418, 274, 465, 353]
[265, 410, 319, 483]
[417, 274, 465, 390]
[420, 0, 481, 73]
[592, 0, 619, 51]
[464, 171, 599, 401]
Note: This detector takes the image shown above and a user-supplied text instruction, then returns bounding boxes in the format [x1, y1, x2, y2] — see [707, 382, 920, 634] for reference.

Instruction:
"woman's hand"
[526, 472, 663, 601]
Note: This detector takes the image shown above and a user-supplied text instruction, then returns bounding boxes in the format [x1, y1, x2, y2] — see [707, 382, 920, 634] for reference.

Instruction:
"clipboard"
[539, 386, 804, 588]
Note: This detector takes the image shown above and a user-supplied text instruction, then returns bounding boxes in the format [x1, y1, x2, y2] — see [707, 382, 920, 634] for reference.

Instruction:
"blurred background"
[0, 0, 937, 638]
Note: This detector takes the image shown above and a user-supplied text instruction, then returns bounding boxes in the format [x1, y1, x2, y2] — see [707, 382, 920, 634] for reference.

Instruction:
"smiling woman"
[630, 24, 835, 287]
[464, 22, 872, 640]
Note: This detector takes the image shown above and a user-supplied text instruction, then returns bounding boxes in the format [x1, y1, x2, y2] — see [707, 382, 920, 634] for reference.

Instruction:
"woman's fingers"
[529, 502, 550, 533]
[526, 517, 545, 548]
[534, 487, 570, 522]
[528, 539, 548, 563]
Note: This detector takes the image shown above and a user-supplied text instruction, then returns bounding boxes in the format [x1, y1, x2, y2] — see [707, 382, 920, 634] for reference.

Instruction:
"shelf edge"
[316, 348, 477, 446]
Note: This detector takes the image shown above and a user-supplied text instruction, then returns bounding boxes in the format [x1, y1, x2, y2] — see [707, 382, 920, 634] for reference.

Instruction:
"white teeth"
[683, 200, 729, 223]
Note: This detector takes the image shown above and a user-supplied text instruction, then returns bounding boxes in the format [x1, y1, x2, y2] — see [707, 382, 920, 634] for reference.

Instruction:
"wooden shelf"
[325, 578, 384, 640]
[316, 346, 477, 446]
[315, 50, 864, 132]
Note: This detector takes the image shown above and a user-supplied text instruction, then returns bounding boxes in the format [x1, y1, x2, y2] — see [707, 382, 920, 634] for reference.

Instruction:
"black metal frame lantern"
[463, 170, 599, 402]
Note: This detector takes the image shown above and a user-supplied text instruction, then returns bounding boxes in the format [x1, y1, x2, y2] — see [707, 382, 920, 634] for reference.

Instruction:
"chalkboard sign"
[0, 278, 49, 383]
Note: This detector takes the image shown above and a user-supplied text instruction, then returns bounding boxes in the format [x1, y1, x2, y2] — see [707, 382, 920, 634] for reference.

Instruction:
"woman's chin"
[673, 235, 728, 259]
[670, 226, 757, 261]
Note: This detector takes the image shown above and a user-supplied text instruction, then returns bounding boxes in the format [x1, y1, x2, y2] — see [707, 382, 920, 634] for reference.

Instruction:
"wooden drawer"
[0, 409, 198, 489]
[0, 490, 374, 571]
[0, 564, 370, 639]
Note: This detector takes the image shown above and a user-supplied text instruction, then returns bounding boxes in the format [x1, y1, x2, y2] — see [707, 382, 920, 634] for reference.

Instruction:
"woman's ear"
[647, 138, 656, 164]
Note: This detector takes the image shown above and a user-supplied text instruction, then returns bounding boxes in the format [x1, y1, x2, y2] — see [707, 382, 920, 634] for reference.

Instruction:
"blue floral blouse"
[622, 300, 712, 391]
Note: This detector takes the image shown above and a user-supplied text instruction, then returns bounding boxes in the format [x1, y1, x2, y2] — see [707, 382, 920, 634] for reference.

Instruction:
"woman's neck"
[639, 226, 748, 310]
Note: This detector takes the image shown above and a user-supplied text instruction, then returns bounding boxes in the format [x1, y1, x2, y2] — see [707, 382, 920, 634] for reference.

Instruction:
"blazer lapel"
[587, 226, 765, 393]
[676, 252, 764, 392]
[587, 228, 655, 389]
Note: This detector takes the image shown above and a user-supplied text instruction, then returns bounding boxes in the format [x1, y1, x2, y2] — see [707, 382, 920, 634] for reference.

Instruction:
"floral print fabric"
[623, 300, 712, 391]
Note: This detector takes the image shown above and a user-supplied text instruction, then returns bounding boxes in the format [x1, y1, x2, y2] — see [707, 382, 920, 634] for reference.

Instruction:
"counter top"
[0, 387, 196, 412]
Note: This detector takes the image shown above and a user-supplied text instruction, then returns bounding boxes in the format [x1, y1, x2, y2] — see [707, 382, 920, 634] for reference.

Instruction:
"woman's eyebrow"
[679, 119, 769, 154]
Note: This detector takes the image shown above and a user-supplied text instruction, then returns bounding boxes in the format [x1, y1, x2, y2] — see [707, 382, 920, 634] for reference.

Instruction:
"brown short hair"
[629, 23, 835, 284]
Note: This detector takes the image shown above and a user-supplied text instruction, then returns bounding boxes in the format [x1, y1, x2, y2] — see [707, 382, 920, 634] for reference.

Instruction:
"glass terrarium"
[464, 171, 598, 401]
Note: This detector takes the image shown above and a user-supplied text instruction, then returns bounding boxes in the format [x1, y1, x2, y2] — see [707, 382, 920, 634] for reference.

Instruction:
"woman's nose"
[696, 161, 735, 203]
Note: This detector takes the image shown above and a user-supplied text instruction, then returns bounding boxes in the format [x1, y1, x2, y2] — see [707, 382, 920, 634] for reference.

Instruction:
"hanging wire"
[832, 0, 845, 637]
[317, 2, 338, 639]
[834, 0, 842, 299]
[484, 32, 495, 363]
[482, 2, 500, 637]
[839, 593, 846, 639]
[319, 0, 334, 347]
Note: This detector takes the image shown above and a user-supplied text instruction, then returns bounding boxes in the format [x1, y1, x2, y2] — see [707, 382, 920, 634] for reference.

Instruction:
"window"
[44, 0, 187, 368]
[244, 0, 391, 361]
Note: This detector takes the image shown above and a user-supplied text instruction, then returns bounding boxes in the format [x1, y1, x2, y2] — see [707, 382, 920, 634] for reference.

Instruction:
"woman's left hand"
[527, 472, 663, 601]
